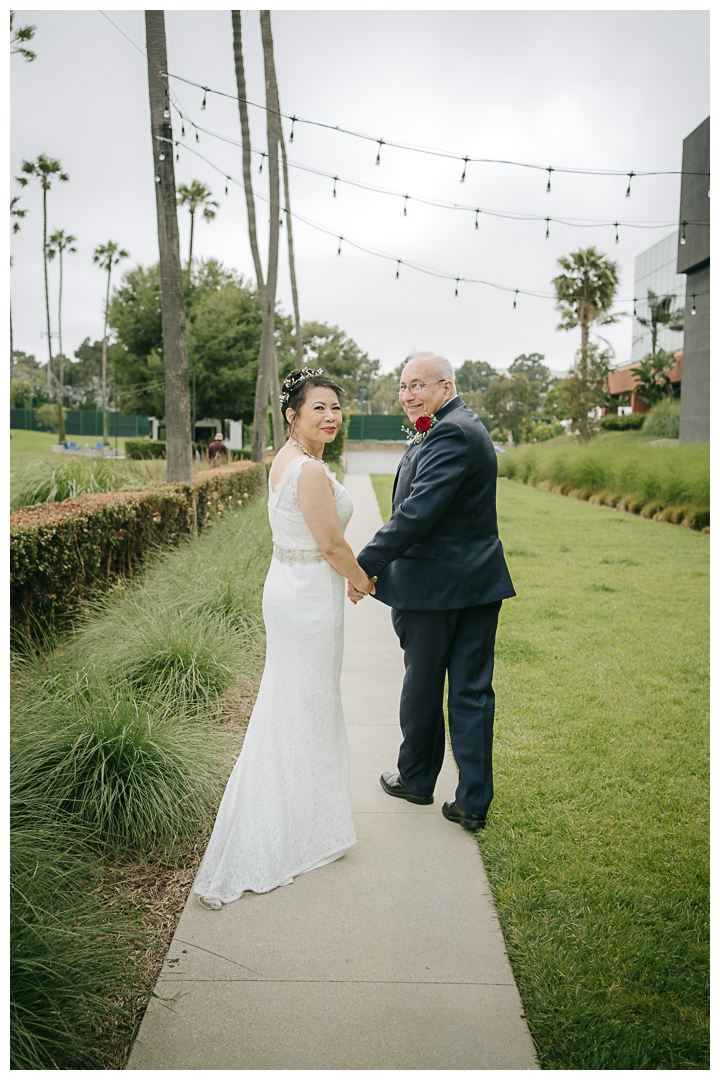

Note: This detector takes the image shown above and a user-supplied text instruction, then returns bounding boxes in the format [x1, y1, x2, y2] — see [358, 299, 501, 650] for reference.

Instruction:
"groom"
[350, 353, 515, 830]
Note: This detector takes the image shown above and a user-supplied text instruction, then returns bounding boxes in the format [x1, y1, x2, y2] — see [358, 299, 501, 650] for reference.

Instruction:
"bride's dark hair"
[280, 369, 345, 429]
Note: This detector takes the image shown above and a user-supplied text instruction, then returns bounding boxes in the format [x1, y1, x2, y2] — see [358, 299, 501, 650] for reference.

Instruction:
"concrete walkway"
[127, 476, 537, 1070]
[345, 448, 406, 474]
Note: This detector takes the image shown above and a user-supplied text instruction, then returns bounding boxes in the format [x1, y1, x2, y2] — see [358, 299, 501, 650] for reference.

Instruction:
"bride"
[194, 368, 376, 909]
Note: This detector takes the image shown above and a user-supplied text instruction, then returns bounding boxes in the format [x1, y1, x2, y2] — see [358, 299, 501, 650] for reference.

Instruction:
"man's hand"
[347, 578, 376, 605]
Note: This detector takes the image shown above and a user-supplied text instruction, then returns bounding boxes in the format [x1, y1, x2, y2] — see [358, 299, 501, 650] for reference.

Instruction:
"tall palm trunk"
[188, 207, 195, 271]
[101, 266, 112, 444]
[146, 10, 193, 484]
[251, 11, 282, 469]
[42, 186, 66, 442]
[232, 10, 283, 455]
[279, 128, 302, 366]
[57, 248, 64, 402]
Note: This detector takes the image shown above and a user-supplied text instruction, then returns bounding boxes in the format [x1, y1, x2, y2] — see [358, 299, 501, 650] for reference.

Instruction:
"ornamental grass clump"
[10, 816, 140, 1069]
[11, 670, 227, 853]
[10, 456, 166, 508]
[498, 434, 709, 526]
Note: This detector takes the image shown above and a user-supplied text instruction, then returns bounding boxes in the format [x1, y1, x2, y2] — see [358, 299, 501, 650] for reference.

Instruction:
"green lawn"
[11, 428, 132, 462]
[370, 474, 709, 1070]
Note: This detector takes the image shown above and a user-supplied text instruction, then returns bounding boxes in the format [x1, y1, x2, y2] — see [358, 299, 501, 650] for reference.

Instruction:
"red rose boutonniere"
[402, 413, 438, 445]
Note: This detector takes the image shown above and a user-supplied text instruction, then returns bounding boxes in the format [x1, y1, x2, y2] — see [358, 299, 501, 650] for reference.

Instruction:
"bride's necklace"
[289, 437, 323, 463]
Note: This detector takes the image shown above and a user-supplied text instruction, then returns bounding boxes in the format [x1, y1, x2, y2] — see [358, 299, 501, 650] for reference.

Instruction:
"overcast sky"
[10, 7, 709, 378]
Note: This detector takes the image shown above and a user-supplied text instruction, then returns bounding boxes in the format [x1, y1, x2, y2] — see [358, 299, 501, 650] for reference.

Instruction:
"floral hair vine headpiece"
[279, 367, 324, 405]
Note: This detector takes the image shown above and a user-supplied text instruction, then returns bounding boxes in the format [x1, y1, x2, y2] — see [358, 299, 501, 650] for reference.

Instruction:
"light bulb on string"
[181, 122, 185, 137]
[545, 218, 550, 239]
[155, 175, 161, 184]
[259, 152, 265, 174]
[513, 290, 518, 310]
[159, 152, 165, 161]
[625, 171, 634, 197]
[289, 116, 296, 143]
[460, 157, 469, 183]
[454, 278, 459, 298]
[332, 176, 337, 198]
[195, 131, 200, 144]
[163, 89, 170, 119]
[615, 223, 619, 244]
[201, 88, 207, 110]
[633, 298, 637, 318]
[403, 195, 409, 217]
[337, 237, 343, 256]
[225, 178, 230, 196]
[691, 294, 697, 315]
[396, 260, 401, 280]
[475, 209, 480, 230]
[546, 167, 553, 194]
[680, 221, 687, 244]
[176, 151, 179, 162]
[375, 139, 384, 166]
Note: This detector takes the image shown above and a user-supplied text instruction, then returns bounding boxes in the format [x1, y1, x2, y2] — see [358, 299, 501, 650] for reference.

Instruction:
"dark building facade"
[677, 117, 710, 443]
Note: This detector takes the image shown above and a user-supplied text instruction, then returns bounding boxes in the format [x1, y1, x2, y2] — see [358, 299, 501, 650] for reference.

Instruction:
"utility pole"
[145, 10, 193, 483]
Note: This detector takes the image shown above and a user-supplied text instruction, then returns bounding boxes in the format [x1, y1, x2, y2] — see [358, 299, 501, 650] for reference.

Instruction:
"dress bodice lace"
[268, 456, 353, 551]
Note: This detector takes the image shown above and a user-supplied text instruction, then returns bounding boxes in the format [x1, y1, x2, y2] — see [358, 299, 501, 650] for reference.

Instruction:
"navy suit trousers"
[391, 601, 502, 819]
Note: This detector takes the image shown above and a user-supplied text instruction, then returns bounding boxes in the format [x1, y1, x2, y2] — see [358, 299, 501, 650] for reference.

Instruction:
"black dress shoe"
[442, 801, 486, 830]
[380, 771, 433, 805]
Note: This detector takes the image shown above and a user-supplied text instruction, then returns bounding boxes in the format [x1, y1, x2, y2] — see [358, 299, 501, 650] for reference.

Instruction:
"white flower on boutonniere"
[402, 413, 438, 445]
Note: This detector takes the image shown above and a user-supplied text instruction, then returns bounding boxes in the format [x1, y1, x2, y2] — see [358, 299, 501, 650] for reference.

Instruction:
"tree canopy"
[455, 360, 497, 394]
[300, 321, 380, 408]
[508, 353, 553, 394]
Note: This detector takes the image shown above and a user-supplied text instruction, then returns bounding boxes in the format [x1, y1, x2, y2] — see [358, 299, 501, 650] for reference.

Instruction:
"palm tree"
[635, 289, 684, 355]
[145, 11, 193, 485]
[176, 181, 218, 271]
[16, 154, 69, 442]
[553, 246, 620, 440]
[231, 10, 284, 455]
[10, 195, 27, 361]
[10, 11, 36, 61]
[93, 241, 128, 444]
[46, 228, 77, 401]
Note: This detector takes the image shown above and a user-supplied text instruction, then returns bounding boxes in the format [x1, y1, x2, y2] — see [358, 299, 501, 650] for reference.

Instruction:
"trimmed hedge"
[10, 462, 262, 637]
[599, 413, 645, 431]
[123, 439, 167, 459]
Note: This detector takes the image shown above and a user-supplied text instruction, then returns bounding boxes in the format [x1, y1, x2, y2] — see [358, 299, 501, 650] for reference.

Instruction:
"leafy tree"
[560, 344, 612, 437]
[94, 241, 129, 444]
[553, 246, 620, 440]
[368, 365, 405, 415]
[483, 374, 541, 440]
[177, 181, 218, 271]
[635, 289, 684, 356]
[10, 11, 36, 61]
[630, 350, 677, 408]
[455, 360, 497, 394]
[63, 338, 123, 410]
[541, 381, 572, 421]
[301, 322, 380, 408]
[16, 154, 69, 441]
[508, 352, 553, 394]
[46, 229, 77, 398]
[11, 351, 46, 407]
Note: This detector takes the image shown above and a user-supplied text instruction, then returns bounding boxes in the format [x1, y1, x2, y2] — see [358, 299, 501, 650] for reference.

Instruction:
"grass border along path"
[371, 474, 709, 1069]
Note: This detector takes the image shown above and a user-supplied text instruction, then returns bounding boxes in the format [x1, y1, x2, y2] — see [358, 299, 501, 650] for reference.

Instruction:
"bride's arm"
[298, 461, 375, 594]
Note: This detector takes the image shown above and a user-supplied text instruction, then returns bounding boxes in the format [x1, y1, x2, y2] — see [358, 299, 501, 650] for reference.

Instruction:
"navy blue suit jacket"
[357, 396, 515, 611]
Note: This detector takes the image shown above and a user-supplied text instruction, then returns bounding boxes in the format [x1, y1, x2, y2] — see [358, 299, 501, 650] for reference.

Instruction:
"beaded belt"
[273, 544, 326, 565]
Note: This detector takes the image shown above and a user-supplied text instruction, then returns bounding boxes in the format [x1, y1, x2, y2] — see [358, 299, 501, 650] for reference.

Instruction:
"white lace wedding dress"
[193, 456, 357, 908]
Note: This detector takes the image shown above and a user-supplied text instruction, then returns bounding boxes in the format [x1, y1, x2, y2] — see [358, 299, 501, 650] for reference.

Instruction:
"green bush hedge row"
[125, 440, 254, 461]
[599, 413, 645, 431]
[10, 462, 262, 637]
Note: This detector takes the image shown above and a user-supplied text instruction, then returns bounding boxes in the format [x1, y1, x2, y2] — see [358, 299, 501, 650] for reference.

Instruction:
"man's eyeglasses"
[394, 378, 447, 397]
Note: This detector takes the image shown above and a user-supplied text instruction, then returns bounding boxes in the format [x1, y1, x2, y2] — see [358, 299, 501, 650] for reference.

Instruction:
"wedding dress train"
[193, 456, 357, 908]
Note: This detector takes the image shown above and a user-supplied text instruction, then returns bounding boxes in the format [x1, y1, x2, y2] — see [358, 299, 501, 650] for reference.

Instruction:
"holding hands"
[348, 577, 376, 605]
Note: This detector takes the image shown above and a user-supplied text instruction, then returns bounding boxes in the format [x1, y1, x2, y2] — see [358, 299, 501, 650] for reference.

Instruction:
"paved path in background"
[126, 476, 537, 1070]
[345, 448, 406, 474]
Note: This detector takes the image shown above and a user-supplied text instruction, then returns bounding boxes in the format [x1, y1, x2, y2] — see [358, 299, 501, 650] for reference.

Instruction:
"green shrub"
[642, 399, 681, 439]
[11, 671, 227, 853]
[324, 420, 347, 462]
[33, 402, 66, 434]
[599, 413, 645, 431]
[10, 817, 139, 1068]
[124, 438, 166, 459]
[10, 462, 263, 638]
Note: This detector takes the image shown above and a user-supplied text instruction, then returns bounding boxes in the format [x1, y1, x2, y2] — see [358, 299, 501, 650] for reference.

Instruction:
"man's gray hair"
[409, 352, 456, 387]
